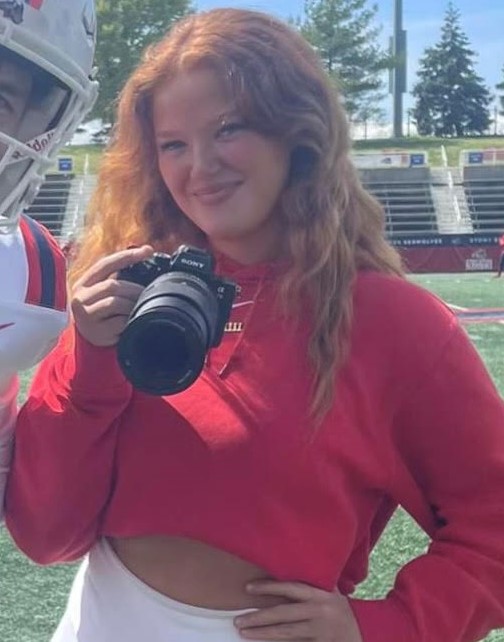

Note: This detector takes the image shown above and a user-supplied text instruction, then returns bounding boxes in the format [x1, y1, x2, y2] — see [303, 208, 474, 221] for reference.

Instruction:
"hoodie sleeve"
[5, 325, 132, 564]
[349, 322, 504, 642]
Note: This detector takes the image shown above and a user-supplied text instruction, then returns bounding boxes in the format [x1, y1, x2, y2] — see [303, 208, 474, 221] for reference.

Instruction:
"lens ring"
[117, 307, 206, 395]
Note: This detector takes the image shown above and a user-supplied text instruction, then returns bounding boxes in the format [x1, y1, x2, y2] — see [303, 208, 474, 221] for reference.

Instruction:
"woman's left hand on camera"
[234, 580, 363, 641]
[71, 246, 154, 347]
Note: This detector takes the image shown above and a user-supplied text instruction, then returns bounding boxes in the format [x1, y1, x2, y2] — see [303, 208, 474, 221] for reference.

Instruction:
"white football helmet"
[0, 0, 98, 231]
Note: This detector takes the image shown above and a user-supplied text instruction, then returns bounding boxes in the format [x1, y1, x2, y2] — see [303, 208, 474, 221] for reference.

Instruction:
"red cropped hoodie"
[5, 261, 504, 642]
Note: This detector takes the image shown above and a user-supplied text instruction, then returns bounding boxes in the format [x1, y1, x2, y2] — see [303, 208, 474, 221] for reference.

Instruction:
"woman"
[5, 8, 504, 642]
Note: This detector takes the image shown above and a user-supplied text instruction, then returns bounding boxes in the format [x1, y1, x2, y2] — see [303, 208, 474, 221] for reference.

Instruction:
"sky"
[194, 0, 504, 132]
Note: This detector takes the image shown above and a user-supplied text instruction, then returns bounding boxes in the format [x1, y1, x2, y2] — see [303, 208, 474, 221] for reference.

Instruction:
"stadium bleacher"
[363, 178, 438, 235]
[356, 155, 438, 237]
[461, 155, 504, 233]
[462, 175, 504, 233]
[464, 179, 504, 231]
[23, 172, 74, 237]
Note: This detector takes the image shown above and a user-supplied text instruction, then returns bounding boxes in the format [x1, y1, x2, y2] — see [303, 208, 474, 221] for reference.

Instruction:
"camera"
[116, 245, 237, 395]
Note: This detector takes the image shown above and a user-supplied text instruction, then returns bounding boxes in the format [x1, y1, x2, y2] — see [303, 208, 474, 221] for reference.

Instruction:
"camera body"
[117, 245, 237, 395]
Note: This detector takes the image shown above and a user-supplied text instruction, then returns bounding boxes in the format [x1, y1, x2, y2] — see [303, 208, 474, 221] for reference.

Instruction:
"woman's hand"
[71, 245, 154, 347]
[234, 580, 363, 641]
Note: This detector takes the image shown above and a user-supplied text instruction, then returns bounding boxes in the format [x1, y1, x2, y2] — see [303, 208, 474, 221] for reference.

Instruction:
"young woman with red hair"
[5, 8, 504, 642]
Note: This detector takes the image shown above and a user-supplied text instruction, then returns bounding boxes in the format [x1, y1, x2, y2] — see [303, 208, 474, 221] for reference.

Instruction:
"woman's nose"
[190, 141, 221, 179]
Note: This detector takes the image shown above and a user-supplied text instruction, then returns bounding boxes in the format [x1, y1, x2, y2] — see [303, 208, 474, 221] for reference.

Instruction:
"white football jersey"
[0, 216, 68, 521]
[0, 215, 68, 380]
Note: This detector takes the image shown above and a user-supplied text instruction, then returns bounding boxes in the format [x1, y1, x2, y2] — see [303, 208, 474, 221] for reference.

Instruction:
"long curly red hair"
[70, 8, 403, 421]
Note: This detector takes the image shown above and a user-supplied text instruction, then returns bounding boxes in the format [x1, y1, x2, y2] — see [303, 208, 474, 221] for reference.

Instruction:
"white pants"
[51, 539, 255, 642]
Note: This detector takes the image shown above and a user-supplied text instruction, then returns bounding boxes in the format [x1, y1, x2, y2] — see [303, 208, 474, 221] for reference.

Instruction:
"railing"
[23, 173, 74, 237]
[23, 154, 96, 243]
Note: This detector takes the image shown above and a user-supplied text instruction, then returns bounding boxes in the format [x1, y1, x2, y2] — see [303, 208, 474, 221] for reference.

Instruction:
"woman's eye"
[159, 140, 185, 152]
[218, 121, 247, 137]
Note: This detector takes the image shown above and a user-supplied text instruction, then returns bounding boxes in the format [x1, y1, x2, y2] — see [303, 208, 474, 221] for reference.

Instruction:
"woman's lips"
[193, 182, 240, 205]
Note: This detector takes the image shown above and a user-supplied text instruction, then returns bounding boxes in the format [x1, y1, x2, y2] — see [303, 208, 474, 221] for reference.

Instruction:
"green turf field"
[0, 273, 502, 641]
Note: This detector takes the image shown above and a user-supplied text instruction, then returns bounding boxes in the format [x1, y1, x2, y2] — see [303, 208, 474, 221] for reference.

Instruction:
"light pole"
[391, 0, 407, 138]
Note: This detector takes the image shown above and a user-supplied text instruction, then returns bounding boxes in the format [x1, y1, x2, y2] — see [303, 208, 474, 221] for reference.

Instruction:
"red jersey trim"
[19, 215, 67, 311]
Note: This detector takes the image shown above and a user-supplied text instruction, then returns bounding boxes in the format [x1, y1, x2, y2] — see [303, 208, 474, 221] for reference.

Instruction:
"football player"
[0, 0, 98, 519]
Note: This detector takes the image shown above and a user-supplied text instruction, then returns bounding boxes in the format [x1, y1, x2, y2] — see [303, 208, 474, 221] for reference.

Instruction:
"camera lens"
[117, 272, 219, 395]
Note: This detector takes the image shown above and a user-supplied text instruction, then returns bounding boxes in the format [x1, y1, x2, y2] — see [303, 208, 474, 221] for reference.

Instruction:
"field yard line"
[446, 302, 504, 325]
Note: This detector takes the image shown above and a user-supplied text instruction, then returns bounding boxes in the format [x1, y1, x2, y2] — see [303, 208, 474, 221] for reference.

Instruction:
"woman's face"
[152, 67, 290, 264]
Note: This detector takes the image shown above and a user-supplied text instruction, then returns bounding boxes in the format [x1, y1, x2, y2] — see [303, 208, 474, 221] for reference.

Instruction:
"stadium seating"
[463, 179, 504, 232]
[359, 167, 438, 237]
[460, 161, 504, 233]
[23, 172, 74, 237]
[364, 179, 438, 235]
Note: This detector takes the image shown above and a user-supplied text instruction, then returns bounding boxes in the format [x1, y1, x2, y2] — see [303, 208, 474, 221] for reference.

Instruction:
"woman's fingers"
[235, 583, 363, 642]
[83, 295, 141, 320]
[239, 620, 313, 639]
[71, 278, 144, 310]
[70, 246, 154, 347]
[74, 245, 154, 289]
[246, 581, 328, 603]
[236, 603, 313, 628]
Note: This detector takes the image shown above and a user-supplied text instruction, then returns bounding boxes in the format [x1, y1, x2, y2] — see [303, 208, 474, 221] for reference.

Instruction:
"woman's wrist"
[72, 329, 131, 392]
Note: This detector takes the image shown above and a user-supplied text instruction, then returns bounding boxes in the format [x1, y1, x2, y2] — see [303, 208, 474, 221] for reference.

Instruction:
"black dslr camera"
[116, 245, 237, 395]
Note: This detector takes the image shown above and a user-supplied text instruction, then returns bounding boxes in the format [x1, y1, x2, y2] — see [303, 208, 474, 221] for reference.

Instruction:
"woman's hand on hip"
[71, 245, 154, 347]
[234, 580, 363, 641]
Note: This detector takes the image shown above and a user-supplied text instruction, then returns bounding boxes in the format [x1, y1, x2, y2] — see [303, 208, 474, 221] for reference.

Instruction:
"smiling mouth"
[193, 183, 240, 204]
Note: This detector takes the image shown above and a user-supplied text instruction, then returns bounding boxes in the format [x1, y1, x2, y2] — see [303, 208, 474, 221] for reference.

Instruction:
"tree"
[497, 66, 504, 116]
[297, 0, 389, 119]
[411, 2, 491, 137]
[92, 0, 193, 127]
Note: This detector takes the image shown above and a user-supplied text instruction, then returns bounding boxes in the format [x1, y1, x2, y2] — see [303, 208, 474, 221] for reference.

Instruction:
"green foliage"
[411, 3, 492, 137]
[296, 0, 389, 119]
[497, 66, 504, 116]
[92, 0, 193, 126]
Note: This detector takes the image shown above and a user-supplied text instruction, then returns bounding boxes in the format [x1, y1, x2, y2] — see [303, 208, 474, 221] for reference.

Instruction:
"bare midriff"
[109, 535, 289, 609]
